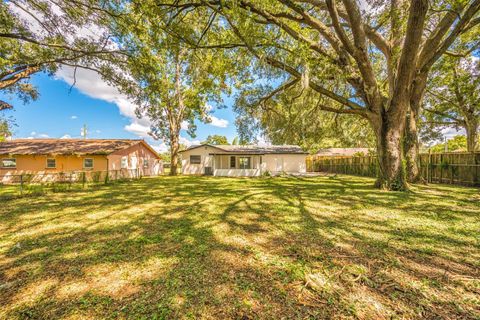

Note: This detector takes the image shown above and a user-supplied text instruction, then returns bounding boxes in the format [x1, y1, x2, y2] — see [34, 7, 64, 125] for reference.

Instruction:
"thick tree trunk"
[404, 109, 422, 183]
[169, 133, 180, 176]
[370, 115, 408, 191]
[465, 120, 479, 152]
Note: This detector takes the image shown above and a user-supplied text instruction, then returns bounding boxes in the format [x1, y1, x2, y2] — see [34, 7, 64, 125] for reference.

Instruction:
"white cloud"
[55, 66, 152, 139]
[179, 136, 201, 147]
[30, 131, 37, 136]
[441, 127, 465, 139]
[38, 133, 50, 138]
[124, 122, 150, 138]
[151, 142, 169, 153]
[209, 116, 229, 128]
[71, 115, 78, 120]
[95, 130, 101, 134]
[181, 121, 189, 130]
[54, 66, 230, 142]
[60, 134, 72, 139]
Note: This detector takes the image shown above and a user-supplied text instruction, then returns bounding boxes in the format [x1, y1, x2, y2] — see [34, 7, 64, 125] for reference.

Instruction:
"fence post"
[20, 174, 23, 195]
[82, 172, 86, 189]
[473, 153, 479, 186]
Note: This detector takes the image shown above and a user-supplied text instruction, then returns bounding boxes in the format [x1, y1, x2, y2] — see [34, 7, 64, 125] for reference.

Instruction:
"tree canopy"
[424, 56, 480, 151]
[202, 135, 229, 145]
[140, 0, 480, 190]
[109, 7, 232, 174]
[1, 0, 123, 105]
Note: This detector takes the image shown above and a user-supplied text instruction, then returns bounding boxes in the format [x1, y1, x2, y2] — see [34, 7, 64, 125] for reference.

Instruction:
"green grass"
[0, 175, 479, 319]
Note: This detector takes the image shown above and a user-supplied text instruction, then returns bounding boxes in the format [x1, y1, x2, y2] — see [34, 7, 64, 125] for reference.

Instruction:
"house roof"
[316, 148, 371, 157]
[181, 144, 308, 154]
[0, 139, 161, 158]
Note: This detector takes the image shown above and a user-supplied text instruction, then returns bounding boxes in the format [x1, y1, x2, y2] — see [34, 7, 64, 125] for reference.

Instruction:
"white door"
[276, 157, 283, 172]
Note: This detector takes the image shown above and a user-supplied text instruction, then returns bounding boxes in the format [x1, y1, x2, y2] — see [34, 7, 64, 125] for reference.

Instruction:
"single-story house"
[316, 148, 371, 157]
[180, 144, 308, 176]
[0, 139, 162, 182]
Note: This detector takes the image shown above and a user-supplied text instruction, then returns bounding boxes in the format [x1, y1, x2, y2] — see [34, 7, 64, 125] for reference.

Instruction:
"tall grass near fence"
[0, 169, 145, 198]
[307, 152, 480, 186]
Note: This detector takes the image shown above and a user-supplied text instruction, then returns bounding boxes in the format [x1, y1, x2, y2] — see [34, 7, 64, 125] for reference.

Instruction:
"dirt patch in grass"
[0, 175, 479, 319]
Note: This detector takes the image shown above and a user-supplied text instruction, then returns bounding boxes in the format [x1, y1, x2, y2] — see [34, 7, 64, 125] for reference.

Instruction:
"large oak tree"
[146, 0, 480, 190]
[1, 0, 123, 105]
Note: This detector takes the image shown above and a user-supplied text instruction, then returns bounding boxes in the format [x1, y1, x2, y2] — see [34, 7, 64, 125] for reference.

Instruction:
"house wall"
[0, 154, 108, 183]
[108, 142, 163, 176]
[213, 155, 261, 170]
[181, 145, 307, 176]
[0, 154, 108, 174]
[181, 145, 215, 175]
[263, 154, 307, 173]
[0, 142, 163, 183]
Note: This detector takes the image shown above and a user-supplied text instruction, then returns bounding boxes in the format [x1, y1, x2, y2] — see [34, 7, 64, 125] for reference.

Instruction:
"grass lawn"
[0, 175, 479, 319]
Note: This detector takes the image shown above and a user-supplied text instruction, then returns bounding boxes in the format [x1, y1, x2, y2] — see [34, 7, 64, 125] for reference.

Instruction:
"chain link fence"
[0, 169, 146, 198]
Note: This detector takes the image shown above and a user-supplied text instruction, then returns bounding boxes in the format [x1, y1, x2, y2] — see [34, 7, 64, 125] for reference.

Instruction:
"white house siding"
[263, 154, 307, 174]
[181, 145, 307, 176]
[181, 145, 215, 175]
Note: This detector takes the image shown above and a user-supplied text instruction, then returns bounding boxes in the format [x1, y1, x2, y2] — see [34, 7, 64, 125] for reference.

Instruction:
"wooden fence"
[307, 152, 480, 186]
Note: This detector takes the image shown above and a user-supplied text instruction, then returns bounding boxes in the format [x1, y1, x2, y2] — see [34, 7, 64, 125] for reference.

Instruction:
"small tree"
[424, 56, 480, 152]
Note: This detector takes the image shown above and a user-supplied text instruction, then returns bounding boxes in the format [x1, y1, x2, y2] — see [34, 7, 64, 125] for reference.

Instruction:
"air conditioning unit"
[204, 167, 213, 176]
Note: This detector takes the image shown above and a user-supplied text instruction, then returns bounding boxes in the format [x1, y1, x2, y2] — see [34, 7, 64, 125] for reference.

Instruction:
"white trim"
[1, 158, 16, 169]
[214, 169, 260, 177]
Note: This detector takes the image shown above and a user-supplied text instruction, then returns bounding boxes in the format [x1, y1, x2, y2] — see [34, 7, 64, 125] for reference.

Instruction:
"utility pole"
[81, 124, 88, 139]
[444, 136, 448, 153]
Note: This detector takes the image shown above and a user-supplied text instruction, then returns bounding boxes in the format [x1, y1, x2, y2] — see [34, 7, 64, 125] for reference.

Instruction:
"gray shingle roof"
[182, 144, 308, 154]
[316, 148, 371, 156]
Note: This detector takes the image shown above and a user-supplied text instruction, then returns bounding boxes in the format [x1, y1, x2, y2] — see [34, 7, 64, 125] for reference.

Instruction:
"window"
[1, 158, 16, 168]
[190, 155, 201, 164]
[83, 158, 94, 169]
[230, 156, 236, 168]
[46, 158, 56, 168]
[239, 157, 251, 169]
[121, 156, 128, 169]
[143, 159, 149, 168]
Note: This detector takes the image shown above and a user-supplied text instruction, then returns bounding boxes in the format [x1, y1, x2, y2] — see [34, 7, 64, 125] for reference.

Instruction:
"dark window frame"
[230, 156, 236, 168]
[190, 155, 201, 164]
[83, 158, 94, 169]
[46, 158, 56, 169]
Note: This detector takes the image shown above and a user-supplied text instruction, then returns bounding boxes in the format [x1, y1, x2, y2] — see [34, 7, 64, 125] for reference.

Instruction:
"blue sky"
[1, 69, 239, 152]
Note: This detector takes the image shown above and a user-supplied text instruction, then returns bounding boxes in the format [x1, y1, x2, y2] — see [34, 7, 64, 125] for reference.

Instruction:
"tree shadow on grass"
[0, 175, 479, 319]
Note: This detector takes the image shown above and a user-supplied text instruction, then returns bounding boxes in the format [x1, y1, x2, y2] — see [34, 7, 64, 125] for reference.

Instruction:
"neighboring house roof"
[316, 148, 371, 157]
[0, 139, 161, 158]
[180, 144, 309, 154]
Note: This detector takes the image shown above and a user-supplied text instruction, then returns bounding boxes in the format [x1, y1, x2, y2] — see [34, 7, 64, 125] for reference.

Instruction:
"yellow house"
[0, 139, 163, 182]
